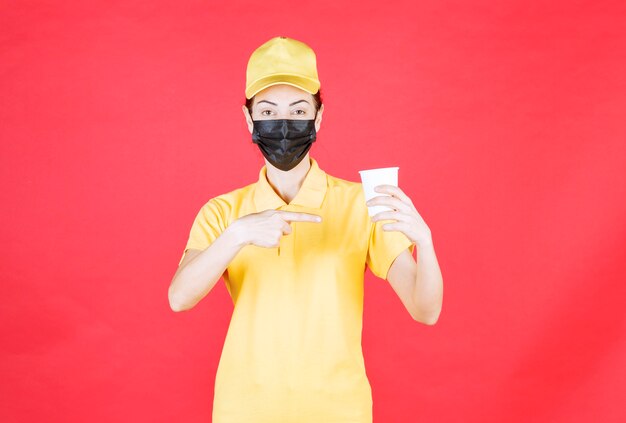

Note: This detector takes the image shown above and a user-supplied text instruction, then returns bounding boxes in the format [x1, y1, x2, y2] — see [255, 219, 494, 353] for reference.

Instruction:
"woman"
[169, 36, 443, 423]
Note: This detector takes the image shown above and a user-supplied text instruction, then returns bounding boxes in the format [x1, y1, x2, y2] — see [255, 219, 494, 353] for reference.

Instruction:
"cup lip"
[358, 166, 399, 174]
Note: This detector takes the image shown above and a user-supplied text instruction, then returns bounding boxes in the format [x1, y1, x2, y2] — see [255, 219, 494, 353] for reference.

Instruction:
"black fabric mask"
[251, 113, 317, 172]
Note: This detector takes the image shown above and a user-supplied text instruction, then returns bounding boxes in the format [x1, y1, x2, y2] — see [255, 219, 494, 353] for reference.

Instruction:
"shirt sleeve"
[366, 218, 415, 280]
[178, 198, 227, 266]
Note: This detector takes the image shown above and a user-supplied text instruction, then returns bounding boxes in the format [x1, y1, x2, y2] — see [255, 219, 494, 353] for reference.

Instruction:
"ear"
[315, 103, 324, 132]
[242, 104, 253, 133]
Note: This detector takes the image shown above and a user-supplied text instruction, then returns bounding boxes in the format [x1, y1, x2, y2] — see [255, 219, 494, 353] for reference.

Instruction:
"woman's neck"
[265, 155, 312, 204]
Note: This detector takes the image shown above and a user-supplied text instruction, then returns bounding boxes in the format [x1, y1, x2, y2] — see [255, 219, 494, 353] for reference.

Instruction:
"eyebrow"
[256, 99, 311, 107]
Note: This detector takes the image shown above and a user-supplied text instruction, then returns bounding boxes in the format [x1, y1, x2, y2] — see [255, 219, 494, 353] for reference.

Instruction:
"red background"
[1, 1, 625, 422]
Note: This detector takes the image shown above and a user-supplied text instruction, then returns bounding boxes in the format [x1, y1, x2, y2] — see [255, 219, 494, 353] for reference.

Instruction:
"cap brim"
[246, 74, 320, 99]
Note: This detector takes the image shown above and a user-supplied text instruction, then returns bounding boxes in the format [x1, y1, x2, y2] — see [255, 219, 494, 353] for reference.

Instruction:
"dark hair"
[245, 87, 323, 117]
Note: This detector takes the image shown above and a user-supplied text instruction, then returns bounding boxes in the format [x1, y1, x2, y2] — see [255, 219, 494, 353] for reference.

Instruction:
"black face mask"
[251, 112, 317, 172]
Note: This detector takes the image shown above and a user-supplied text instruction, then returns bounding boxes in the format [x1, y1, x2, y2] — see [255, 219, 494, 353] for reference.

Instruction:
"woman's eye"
[294, 110, 305, 115]
[261, 110, 271, 116]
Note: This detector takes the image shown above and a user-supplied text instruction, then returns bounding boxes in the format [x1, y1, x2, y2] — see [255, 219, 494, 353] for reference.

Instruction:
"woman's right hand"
[230, 209, 323, 248]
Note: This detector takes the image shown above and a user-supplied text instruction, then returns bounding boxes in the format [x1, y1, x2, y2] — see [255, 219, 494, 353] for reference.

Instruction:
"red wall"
[1, 1, 625, 422]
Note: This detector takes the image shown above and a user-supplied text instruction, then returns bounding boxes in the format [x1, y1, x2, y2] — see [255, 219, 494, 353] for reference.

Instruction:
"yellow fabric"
[180, 157, 415, 423]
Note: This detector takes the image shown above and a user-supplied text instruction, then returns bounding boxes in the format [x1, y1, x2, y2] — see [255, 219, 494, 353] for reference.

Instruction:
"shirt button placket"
[281, 206, 295, 259]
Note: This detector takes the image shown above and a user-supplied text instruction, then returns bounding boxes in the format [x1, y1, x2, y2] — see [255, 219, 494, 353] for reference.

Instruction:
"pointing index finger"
[276, 211, 323, 223]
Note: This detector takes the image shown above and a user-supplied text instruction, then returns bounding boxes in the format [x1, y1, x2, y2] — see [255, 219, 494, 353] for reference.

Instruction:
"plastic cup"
[358, 166, 399, 218]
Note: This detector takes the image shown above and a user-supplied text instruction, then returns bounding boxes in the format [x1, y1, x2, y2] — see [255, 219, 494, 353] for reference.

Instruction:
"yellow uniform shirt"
[180, 157, 415, 423]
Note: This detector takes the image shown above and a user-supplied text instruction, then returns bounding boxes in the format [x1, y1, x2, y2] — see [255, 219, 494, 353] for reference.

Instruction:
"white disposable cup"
[358, 166, 399, 218]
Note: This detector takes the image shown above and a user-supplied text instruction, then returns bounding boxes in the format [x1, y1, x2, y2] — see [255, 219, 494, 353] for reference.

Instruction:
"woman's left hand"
[366, 184, 433, 248]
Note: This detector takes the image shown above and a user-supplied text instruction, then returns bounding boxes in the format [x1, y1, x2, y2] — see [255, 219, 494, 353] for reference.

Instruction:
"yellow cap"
[245, 36, 321, 99]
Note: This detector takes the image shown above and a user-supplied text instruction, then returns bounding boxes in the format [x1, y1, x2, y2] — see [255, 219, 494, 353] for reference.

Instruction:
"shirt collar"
[253, 157, 328, 211]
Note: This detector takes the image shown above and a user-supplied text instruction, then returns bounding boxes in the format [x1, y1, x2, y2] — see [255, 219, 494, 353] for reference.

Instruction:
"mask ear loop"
[308, 108, 318, 140]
